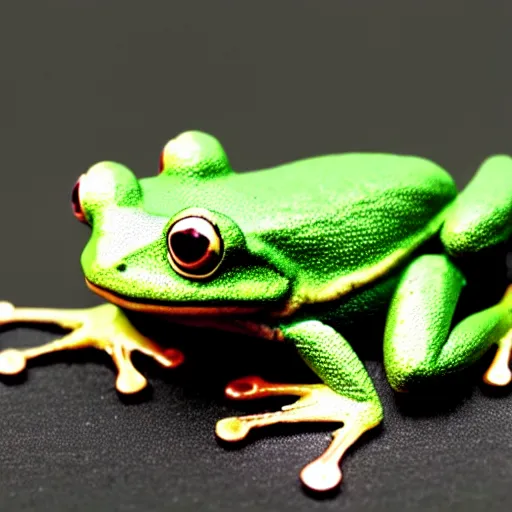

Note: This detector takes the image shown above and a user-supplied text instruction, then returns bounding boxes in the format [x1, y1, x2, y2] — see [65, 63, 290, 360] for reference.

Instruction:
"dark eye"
[71, 176, 87, 224]
[167, 217, 223, 279]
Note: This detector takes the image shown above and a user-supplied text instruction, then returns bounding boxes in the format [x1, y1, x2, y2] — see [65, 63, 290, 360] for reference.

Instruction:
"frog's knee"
[384, 356, 433, 393]
[386, 368, 425, 393]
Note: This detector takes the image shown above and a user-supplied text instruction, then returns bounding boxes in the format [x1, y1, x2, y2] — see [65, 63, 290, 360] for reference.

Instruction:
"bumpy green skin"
[282, 320, 379, 402]
[441, 155, 512, 256]
[79, 132, 456, 306]
[384, 255, 511, 391]
[77, 131, 512, 417]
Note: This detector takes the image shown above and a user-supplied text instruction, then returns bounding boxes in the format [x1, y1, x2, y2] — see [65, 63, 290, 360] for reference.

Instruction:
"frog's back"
[233, 153, 455, 219]
[142, 153, 457, 293]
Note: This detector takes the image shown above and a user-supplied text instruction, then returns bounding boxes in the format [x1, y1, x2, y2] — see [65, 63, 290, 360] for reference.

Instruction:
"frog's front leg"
[384, 255, 512, 391]
[216, 320, 383, 492]
[0, 302, 184, 393]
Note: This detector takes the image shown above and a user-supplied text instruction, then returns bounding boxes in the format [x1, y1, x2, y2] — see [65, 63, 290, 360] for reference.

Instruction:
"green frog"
[0, 131, 510, 492]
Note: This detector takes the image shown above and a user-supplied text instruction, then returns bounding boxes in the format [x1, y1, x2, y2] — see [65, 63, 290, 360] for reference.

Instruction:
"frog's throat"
[85, 279, 263, 316]
[276, 205, 451, 317]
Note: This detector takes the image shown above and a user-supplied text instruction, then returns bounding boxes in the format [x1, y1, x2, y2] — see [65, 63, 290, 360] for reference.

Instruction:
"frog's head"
[71, 160, 291, 316]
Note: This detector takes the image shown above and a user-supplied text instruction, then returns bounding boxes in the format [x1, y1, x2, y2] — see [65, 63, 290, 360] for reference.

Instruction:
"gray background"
[0, 1, 511, 511]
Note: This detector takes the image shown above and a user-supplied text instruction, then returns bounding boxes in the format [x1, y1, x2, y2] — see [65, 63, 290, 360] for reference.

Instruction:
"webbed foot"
[0, 302, 183, 394]
[216, 376, 382, 492]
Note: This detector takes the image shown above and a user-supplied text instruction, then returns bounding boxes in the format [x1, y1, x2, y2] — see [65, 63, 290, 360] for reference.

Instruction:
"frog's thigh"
[384, 254, 511, 391]
[441, 155, 512, 256]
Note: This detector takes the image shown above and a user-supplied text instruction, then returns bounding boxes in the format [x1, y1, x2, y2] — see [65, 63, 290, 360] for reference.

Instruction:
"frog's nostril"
[116, 263, 127, 273]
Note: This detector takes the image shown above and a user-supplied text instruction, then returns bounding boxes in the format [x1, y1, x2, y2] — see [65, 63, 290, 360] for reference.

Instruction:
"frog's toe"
[300, 451, 343, 492]
[225, 376, 285, 399]
[216, 417, 252, 441]
[483, 287, 512, 387]
[483, 329, 512, 386]
[115, 366, 148, 394]
[0, 302, 15, 324]
[0, 349, 27, 375]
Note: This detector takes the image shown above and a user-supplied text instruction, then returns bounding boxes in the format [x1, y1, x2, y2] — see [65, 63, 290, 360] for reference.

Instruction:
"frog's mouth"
[85, 279, 263, 316]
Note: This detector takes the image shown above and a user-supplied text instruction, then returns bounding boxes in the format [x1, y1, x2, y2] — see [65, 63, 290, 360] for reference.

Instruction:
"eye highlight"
[71, 175, 88, 224]
[167, 216, 223, 279]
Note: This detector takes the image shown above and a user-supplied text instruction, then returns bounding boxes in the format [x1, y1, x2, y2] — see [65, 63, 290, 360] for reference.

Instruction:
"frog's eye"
[71, 175, 88, 224]
[167, 217, 223, 279]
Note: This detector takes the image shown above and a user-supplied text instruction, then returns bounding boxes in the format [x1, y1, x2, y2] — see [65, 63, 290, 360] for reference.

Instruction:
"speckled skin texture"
[441, 155, 512, 256]
[4, 130, 511, 493]
[78, 131, 457, 307]
[283, 321, 379, 402]
[384, 255, 511, 391]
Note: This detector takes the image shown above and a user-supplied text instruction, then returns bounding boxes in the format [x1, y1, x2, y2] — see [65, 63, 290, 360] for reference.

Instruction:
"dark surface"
[0, 1, 511, 511]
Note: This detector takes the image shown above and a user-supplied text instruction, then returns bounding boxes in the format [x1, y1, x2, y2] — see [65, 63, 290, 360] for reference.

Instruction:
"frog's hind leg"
[0, 302, 184, 394]
[216, 321, 383, 492]
[440, 154, 512, 256]
[387, 154, 512, 390]
[383, 256, 512, 392]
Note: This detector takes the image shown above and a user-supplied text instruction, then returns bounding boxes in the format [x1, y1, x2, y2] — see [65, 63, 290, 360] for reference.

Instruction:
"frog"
[0, 130, 511, 493]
